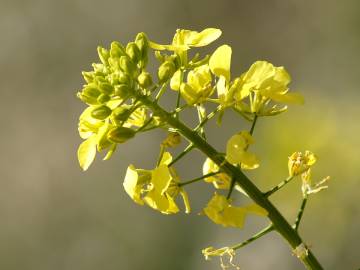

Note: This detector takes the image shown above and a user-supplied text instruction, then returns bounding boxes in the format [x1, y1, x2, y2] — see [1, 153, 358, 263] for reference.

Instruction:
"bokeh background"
[1, 0, 359, 269]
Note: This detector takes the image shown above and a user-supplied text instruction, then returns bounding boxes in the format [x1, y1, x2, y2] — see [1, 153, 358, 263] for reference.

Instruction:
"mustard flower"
[123, 152, 191, 214]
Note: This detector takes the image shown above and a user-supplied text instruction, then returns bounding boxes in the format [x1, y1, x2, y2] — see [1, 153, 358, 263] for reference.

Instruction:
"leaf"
[77, 135, 97, 171]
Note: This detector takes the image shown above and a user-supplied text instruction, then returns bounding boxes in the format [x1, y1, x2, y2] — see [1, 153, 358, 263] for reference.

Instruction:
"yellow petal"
[151, 165, 172, 194]
[159, 151, 173, 166]
[170, 69, 182, 91]
[188, 28, 222, 47]
[148, 41, 189, 51]
[123, 165, 144, 205]
[265, 91, 304, 105]
[77, 135, 97, 171]
[144, 190, 179, 214]
[243, 204, 268, 216]
[203, 158, 231, 189]
[209, 45, 232, 81]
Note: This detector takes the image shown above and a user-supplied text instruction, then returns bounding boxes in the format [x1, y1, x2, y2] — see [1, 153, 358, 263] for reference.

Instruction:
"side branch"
[135, 92, 324, 270]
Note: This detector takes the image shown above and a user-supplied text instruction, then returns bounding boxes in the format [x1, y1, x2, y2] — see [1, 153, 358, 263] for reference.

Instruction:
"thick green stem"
[134, 92, 324, 270]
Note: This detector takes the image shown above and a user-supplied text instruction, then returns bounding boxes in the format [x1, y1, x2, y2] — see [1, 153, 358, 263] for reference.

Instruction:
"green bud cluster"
[77, 33, 156, 165]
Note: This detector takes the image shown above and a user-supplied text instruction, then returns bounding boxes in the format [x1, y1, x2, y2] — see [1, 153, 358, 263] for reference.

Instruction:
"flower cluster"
[76, 28, 329, 269]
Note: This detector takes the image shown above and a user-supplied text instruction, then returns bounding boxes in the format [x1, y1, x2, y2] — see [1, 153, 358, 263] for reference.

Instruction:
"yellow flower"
[288, 151, 317, 177]
[203, 158, 231, 189]
[203, 193, 267, 228]
[226, 131, 259, 169]
[149, 28, 222, 52]
[180, 64, 213, 105]
[122, 152, 191, 214]
[235, 61, 304, 113]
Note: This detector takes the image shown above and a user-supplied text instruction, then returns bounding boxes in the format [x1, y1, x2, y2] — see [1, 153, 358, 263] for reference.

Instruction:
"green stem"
[249, 114, 258, 135]
[175, 70, 184, 119]
[168, 143, 194, 167]
[155, 83, 168, 101]
[156, 145, 165, 167]
[196, 105, 206, 139]
[293, 194, 308, 231]
[179, 171, 221, 187]
[232, 224, 274, 250]
[194, 105, 222, 131]
[265, 175, 295, 197]
[134, 92, 324, 270]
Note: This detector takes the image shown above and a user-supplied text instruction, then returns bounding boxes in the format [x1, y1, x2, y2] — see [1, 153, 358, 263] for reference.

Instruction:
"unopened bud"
[82, 71, 95, 83]
[91, 105, 112, 120]
[108, 57, 121, 71]
[118, 72, 131, 84]
[112, 106, 132, 122]
[97, 93, 111, 104]
[107, 127, 136, 143]
[158, 61, 176, 83]
[120, 56, 137, 76]
[114, 84, 131, 98]
[137, 71, 152, 88]
[80, 84, 101, 104]
[162, 132, 181, 147]
[99, 82, 114, 95]
[135, 32, 149, 55]
[97, 46, 110, 65]
[135, 32, 149, 68]
[110, 41, 126, 58]
[126, 42, 141, 63]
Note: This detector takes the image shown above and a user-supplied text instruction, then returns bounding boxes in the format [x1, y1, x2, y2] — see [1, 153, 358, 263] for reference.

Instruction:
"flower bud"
[99, 82, 114, 95]
[114, 84, 131, 98]
[79, 85, 102, 104]
[135, 32, 149, 55]
[110, 41, 126, 58]
[108, 57, 121, 71]
[92, 63, 106, 74]
[97, 46, 110, 65]
[135, 32, 149, 68]
[97, 93, 111, 104]
[82, 71, 95, 83]
[162, 132, 181, 148]
[120, 56, 137, 76]
[91, 105, 112, 120]
[158, 61, 176, 83]
[107, 127, 136, 143]
[112, 106, 132, 122]
[126, 42, 141, 63]
[137, 71, 152, 88]
[118, 72, 131, 84]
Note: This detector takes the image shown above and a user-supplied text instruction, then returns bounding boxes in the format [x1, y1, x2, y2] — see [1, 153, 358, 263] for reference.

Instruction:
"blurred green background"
[1, 0, 359, 269]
